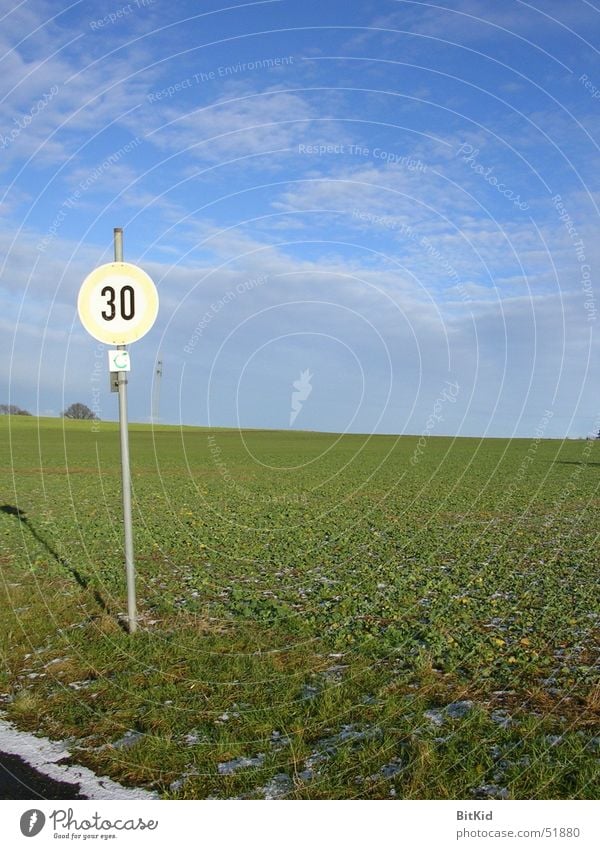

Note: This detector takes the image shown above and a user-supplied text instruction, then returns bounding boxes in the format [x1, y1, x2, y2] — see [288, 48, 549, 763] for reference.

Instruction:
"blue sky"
[2, 0, 600, 437]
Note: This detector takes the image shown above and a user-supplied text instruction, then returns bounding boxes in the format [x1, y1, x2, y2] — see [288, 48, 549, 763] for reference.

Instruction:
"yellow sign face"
[78, 262, 159, 345]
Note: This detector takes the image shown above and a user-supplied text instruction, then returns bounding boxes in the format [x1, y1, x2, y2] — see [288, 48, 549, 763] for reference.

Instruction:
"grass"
[0, 414, 598, 799]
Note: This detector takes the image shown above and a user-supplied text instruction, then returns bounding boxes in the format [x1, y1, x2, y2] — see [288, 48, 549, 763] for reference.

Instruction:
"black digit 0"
[120, 286, 135, 320]
[101, 286, 116, 320]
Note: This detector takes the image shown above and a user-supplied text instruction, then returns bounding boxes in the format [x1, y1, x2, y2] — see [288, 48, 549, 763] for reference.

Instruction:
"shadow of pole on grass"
[0, 504, 125, 630]
[554, 460, 600, 467]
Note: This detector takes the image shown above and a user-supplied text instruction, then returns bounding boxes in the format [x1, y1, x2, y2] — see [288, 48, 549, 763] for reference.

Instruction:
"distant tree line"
[1, 402, 100, 420]
[0, 404, 31, 415]
[62, 402, 99, 420]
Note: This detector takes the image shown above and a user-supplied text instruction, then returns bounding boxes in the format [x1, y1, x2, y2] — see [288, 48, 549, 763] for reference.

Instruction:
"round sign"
[78, 262, 159, 345]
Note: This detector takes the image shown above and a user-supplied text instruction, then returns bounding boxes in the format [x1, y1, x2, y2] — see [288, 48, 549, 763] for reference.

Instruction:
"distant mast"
[153, 357, 163, 424]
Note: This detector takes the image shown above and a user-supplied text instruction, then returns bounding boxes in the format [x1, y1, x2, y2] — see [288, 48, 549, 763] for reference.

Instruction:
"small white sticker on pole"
[108, 349, 131, 371]
[78, 262, 159, 345]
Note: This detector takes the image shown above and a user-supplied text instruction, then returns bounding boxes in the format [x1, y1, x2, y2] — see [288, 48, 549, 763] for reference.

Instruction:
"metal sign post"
[113, 227, 137, 634]
[77, 229, 159, 635]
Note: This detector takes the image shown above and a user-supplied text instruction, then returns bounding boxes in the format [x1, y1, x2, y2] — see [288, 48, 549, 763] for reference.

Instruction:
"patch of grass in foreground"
[0, 416, 598, 798]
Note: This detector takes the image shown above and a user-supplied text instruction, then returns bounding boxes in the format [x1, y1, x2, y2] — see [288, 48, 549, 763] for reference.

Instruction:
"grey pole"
[114, 227, 137, 634]
[153, 358, 162, 424]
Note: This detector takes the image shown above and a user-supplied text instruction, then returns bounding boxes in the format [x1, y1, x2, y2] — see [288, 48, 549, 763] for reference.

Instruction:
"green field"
[1, 415, 598, 799]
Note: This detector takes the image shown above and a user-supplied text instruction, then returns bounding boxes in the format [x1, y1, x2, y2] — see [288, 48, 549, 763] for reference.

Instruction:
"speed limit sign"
[77, 262, 159, 345]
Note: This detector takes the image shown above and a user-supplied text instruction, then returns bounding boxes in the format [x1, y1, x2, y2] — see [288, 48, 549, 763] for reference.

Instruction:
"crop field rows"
[0, 416, 598, 799]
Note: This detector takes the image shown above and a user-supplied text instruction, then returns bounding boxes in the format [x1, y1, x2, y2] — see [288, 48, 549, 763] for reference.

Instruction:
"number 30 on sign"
[78, 262, 159, 345]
